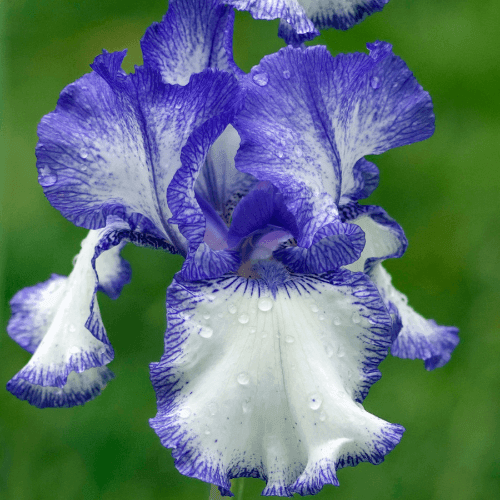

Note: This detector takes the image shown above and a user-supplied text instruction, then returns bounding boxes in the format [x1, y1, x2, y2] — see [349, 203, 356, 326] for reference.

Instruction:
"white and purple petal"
[235, 43, 434, 246]
[36, 51, 239, 255]
[150, 263, 403, 496]
[372, 266, 459, 370]
[341, 204, 459, 369]
[196, 125, 257, 225]
[225, 0, 389, 44]
[167, 84, 243, 281]
[142, 0, 242, 85]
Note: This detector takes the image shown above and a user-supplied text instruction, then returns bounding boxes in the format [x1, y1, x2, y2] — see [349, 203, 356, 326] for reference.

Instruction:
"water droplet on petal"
[237, 372, 250, 385]
[38, 173, 58, 187]
[285, 335, 295, 344]
[200, 326, 213, 338]
[68, 346, 80, 355]
[204, 429, 211, 435]
[310, 303, 319, 313]
[258, 298, 273, 312]
[252, 72, 269, 86]
[325, 344, 334, 358]
[319, 314, 325, 321]
[228, 304, 237, 314]
[68, 324, 76, 333]
[294, 145, 303, 157]
[203, 313, 210, 320]
[238, 314, 249, 324]
[308, 393, 323, 411]
[283, 69, 291, 80]
[370, 76, 381, 89]
[277, 150, 284, 158]
[208, 402, 218, 415]
[242, 398, 252, 413]
[217, 312, 223, 318]
[175, 102, 183, 109]
[262, 331, 268, 338]
[250, 327, 256, 334]
[352, 312, 361, 324]
[319, 411, 327, 422]
[333, 316, 341, 326]
[79, 148, 89, 159]
[179, 407, 191, 419]
[337, 345, 346, 358]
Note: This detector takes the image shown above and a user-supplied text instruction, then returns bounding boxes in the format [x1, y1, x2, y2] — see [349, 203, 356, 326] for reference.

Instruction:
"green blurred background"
[1, 0, 499, 498]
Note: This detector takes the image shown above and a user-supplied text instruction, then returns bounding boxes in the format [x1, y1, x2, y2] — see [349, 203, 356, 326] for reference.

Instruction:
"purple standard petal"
[235, 43, 434, 246]
[150, 263, 403, 496]
[37, 51, 239, 256]
[166, 74, 243, 281]
[195, 125, 257, 225]
[142, 0, 243, 85]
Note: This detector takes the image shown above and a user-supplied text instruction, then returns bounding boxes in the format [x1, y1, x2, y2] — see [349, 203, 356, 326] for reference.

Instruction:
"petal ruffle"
[226, 0, 389, 44]
[36, 51, 239, 255]
[341, 204, 459, 369]
[142, 0, 242, 85]
[6, 219, 173, 407]
[235, 43, 434, 246]
[6, 228, 120, 406]
[372, 266, 460, 370]
[150, 263, 403, 496]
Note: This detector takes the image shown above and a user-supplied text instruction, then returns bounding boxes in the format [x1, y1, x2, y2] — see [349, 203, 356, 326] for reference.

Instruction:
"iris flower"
[6, 0, 458, 496]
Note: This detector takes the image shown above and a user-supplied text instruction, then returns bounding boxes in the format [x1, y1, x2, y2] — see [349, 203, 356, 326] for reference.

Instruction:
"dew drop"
[280, 138, 286, 147]
[277, 150, 284, 158]
[318, 314, 325, 321]
[258, 298, 273, 312]
[203, 313, 210, 320]
[319, 411, 327, 422]
[285, 335, 295, 344]
[250, 327, 257, 334]
[217, 312, 223, 318]
[68, 324, 76, 333]
[325, 344, 334, 358]
[262, 331, 268, 338]
[337, 345, 346, 358]
[237, 372, 250, 385]
[310, 303, 319, 313]
[79, 148, 89, 159]
[68, 346, 80, 355]
[204, 429, 211, 435]
[200, 326, 213, 338]
[238, 314, 250, 324]
[252, 72, 269, 87]
[333, 316, 341, 326]
[208, 402, 218, 416]
[175, 102, 183, 110]
[294, 145, 303, 158]
[38, 173, 58, 187]
[242, 398, 252, 413]
[228, 304, 237, 314]
[308, 393, 323, 411]
[370, 76, 381, 90]
[352, 312, 361, 324]
[179, 407, 191, 419]
[283, 69, 291, 80]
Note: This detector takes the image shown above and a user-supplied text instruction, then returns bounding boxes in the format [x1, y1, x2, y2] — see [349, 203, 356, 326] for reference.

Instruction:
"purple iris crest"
[5, 0, 459, 496]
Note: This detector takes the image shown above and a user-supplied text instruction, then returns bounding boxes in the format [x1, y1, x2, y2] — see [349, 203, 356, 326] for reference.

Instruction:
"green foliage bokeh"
[1, 1, 499, 499]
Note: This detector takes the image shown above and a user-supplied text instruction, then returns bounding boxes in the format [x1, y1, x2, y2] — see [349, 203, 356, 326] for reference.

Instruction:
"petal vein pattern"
[235, 42, 434, 246]
[150, 267, 403, 496]
[142, 0, 242, 85]
[36, 50, 240, 256]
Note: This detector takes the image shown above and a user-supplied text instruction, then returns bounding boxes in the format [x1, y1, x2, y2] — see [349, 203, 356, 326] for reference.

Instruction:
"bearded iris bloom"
[6, 0, 458, 496]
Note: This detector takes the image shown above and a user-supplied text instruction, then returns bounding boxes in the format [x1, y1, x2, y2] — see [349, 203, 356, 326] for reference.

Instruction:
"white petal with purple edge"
[150, 264, 403, 496]
[227, 0, 390, 42]
[372, 266, 459, 370]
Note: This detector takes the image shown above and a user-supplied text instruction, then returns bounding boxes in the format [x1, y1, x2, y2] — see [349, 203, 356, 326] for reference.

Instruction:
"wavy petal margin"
[150, 263, 403, 496]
